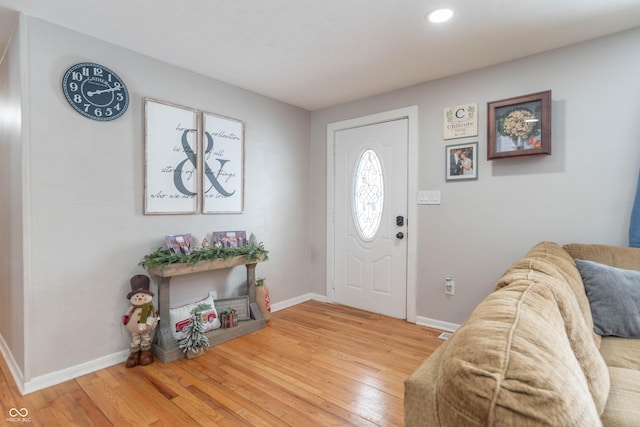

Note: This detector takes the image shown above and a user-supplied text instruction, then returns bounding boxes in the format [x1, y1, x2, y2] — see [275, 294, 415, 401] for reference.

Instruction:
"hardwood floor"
[1, 300, 444, 426]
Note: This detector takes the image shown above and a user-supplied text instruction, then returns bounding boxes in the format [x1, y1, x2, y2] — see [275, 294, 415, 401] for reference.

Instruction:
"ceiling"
[1, 0, 640, 111]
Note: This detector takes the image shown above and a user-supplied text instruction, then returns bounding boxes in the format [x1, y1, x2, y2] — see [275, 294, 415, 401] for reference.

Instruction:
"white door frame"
[326, 106, 419, 323]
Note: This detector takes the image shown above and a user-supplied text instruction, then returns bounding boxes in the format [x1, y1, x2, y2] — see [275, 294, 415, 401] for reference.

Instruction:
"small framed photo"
[487, 90, 551, 160]
[165, 233, 192, 255]
[446, 142, 478, 181]
[210, 231, 247, 248]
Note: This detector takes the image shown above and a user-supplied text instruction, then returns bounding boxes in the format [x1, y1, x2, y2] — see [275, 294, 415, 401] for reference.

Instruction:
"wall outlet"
[445, 278, 455, 296]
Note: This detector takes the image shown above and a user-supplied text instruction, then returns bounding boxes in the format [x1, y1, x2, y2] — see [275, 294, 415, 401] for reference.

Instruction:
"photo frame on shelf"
[144, 98, 200, 214]
[202, 112, 245, 214]
[446, 141, 478, 181]
[165, 233, 192, 255]
[210, 231, 247, 248]
[487, 90, 551, 160]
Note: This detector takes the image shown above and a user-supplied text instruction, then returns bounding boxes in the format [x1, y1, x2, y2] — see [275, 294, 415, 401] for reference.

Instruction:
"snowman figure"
[122, 275, 158, 368]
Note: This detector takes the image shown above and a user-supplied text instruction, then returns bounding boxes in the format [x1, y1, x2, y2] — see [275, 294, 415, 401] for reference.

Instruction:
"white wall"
[310, 28, 640, 326]
[0, 12, 26, 376]
[3, 16, 311, 388]
[3, 12, 639, 394]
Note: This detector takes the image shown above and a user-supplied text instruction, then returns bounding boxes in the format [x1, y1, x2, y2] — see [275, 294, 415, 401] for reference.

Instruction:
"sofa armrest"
[404, 342, 448, 426]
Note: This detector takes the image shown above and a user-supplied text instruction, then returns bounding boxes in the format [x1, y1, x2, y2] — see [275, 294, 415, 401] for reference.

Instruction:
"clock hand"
[86, 84, 122, 97]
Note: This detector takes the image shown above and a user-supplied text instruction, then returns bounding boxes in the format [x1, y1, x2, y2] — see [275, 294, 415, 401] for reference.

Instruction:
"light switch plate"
[418, 190, 441, 205]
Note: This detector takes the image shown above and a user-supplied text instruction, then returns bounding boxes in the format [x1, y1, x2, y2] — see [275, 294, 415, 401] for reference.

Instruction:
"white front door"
[333, 118, 408, 319]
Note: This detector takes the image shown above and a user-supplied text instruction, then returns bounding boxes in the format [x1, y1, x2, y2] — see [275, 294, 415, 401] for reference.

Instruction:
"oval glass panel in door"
[353, 148, 384, 240]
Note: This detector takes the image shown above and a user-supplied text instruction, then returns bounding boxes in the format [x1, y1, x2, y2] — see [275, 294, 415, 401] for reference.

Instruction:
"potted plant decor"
[220, 308, 238, 329]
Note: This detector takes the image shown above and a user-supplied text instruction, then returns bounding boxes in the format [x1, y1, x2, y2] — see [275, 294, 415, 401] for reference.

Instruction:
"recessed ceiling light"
[427, 8, 454, 24]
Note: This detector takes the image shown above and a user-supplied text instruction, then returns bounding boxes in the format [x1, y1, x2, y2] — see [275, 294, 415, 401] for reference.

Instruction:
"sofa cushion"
[575, 260, 640, 338]
[600, 337, 640, 370]
[600, 367, 640, 426]
[496, 241, 601, 347]
[436, 278, 609, 425]
[563, 243, 640, 271]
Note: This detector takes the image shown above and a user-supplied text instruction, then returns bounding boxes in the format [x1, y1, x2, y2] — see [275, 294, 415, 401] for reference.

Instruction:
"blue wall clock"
[62, 62, 129, 121]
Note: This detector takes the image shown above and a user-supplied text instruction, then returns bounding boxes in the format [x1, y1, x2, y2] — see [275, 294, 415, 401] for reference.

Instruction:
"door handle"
[396, 232, 404, 239]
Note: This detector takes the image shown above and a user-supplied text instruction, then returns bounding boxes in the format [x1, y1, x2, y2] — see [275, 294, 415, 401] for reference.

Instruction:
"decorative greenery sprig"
[139, 242, 269, 268]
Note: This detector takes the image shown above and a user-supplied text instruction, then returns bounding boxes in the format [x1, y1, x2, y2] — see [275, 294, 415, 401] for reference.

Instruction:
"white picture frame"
[202, 112, 245, 213]
[443, 102, 478, 140]
[144, 98, 200, 214]
[446, 141, 478, 181]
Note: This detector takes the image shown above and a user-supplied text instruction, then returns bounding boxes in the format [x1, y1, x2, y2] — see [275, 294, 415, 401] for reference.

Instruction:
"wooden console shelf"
[147, 255, 267, 363]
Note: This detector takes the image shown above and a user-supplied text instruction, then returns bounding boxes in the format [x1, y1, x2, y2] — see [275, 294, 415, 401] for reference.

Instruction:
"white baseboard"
[1, 331, 130, 396]
[272, 295, 459, 333]
[22, 350, 130, 395]
[271, 292, 326, 312]
[0, 333, 26, 395]
[4, 295, 450, 395]
[4, 294, 327, 395]
[273, 295, 459, 334]
[26, 293, 328, 393]
[415, 316, 459, 333]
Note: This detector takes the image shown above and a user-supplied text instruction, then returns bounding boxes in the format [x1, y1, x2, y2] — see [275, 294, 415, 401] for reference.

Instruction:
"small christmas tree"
[178, 303, 211, 357]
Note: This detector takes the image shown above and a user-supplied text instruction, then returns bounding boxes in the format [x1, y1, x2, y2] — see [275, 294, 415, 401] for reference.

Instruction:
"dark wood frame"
[487, 90, 551, 160]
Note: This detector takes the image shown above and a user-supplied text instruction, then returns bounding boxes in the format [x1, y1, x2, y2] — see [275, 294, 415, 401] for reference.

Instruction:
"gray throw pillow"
[575, 259, 640, 338]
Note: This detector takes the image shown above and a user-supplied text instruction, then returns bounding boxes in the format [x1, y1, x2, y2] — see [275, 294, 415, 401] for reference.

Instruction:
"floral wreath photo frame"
[487, 90, 551, 160]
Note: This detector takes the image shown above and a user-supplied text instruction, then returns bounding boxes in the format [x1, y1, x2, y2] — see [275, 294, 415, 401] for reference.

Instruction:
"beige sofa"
[405, 242, 640, 426]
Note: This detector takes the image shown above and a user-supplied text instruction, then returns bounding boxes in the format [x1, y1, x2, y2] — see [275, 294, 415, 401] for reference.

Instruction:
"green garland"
[139, 242, 269, 268]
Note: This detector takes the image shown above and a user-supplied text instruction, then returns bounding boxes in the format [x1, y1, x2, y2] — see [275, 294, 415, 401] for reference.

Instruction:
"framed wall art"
[446, 142, 478, 181]
[443, 102, 478, 139]
[202, 112, 245, 213]
[487, 90, 551, 160]
[144, 99, 200, 214]
[143, 98, 245, 215]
